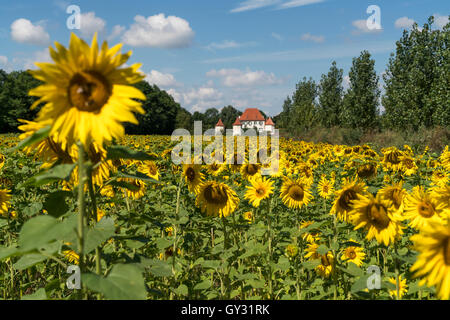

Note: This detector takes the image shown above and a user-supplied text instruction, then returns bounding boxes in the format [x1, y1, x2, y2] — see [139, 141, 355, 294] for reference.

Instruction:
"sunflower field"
[0, 33, 450, 301]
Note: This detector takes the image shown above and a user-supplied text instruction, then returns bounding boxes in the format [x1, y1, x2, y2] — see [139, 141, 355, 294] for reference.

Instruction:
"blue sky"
[0, 0, 448, 116]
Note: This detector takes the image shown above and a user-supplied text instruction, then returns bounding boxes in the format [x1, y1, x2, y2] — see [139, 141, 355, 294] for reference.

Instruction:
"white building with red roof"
[215, 108, 276, 136]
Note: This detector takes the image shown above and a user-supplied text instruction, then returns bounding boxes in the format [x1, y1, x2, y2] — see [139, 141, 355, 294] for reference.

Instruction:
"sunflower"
[305, 242, 321, 260]
[389, 275, 408, 299]
[349, 193, 403, 246]
[400, 156, 418, 176]
[242, 211, 254, 223]
[381, 147, 403, 171]
[410, 222, 450, 300]
[378, 182, 407, 214]
[285, 244, 299, 258]
[0, 188, 11, 217]
[341, 241, 366, 267]
[317, 176, 334, 199]
[330, 178, 367, 222]
[431, 184, 450, 212]
[244, 176, 274, 207]
[206, 161, 225, 177]
[29, 33, 145, 148]
[240, 163, 261, 181]
[0, 153, 5, 170]
[356, 162, 378, 179]
[120, 178, 146, 199]
[280, 177, 313, 209]
[403, 186, 446, 230]
[183, 164, 204, 194]
[316, 251, 334, 278]
[63, 250, 79, 265]
[196, 181, 239, 218]
[431, 169, 449, 187]
[138, 160, 160, 180]
[299, 221, 321, 243]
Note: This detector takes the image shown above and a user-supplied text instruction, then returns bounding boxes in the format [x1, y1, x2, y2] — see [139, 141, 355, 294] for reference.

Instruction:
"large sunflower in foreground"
[29, 33, 145, 148]
[244, 176, 274, 207]
[330, 178, 367, 222]
[410, 222, 450, 300]
[349, 193, 403, 246]
[403, 186, 446, 231]
[280, 177, 312, 209]
[0, 188, 11, 216]
[196, 181, 239, 218]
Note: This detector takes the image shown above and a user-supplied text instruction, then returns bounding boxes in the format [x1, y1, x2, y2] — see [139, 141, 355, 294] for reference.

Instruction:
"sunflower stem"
[76, 141, 87, 299]
[86, 164, 102, 277]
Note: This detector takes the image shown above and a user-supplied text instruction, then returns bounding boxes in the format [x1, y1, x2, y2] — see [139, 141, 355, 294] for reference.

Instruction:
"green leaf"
[316, 244, 329, 255]
[0, 246, 21, 260]
[143, 259, 172, 277]
[194, 280, 211, 290]
[351, 275, 371, 293]
[13, 253, 48, 270]
[21, 288, 47, 300]
[18, 216, 58, 251]
[23, 202, 43, 217]
[24, 163, 76, 187]
[106, 180, 140, 191]
[301, 260, 320, 270]
[82, 264, 147, 300]
[106, 145, 158, 161]
[14, 125, 50, 151]
[116, 170, 162, 184]
[173, 284, 188, 296]
[84, 217, 115, 254]
[156, 238, 173, 250]
[44, 191, 72, 218]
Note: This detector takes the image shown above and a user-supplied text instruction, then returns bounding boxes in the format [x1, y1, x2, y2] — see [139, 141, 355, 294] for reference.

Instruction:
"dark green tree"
[290, 77, 319, 132]
[318, 61, 344, 127]
[0, 70, 41, 133]
[382, 16, 449, 129]
[202, 108, 220, 129]
[341, 51, 380, 129]
[175, 107, 193, 132]
[127, 81, 181, 135]
[219, 105, 242, 129]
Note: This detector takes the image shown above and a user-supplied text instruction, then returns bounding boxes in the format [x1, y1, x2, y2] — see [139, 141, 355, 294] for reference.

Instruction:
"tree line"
[0, 16, 448, 136]
[275, 16, 449, 135]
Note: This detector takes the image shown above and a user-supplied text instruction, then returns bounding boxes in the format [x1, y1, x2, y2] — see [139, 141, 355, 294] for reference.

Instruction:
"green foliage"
[0, 70, 41, 133]
[318, 61, 344, 127]
[341, 51, 380, 129]
[382, 16, 450, 130]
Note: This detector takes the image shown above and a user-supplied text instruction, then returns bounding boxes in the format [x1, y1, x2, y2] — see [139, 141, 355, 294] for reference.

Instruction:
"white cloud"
[351, 19, 383, 35]
[122, 14, 194, 48]
[278, 0, 324, 9]
[434, 14, 449, 29]
[167, 88, 182, 103]
[107, 25, 126, 41]
[206, 68, 283, 87]
[231, 0, 280, 13]
[271, 32, 283, 41]
[10, 18, 50, 46]
[183, 86, 224, 112]
[300, 33, 325, 43]
[23, 49, 52, 70]
[79, 12, 106, 38]
[0, 56, 7, 66]
[205, 40, 256, 51]
[395, 17, 416, 29]
[145, 70, 182, 88]
[343, 75, 350, 90]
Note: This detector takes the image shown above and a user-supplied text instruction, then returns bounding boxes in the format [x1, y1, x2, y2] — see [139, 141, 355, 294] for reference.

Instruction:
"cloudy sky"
[0, 0, 448, 116]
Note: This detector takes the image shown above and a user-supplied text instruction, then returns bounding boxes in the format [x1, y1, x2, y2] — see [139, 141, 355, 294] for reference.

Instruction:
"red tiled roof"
[265, 117, 275, 126]
[233, 117, 241, 126]
[215, 119, 224, 127]
[239, 108, 265, 121]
